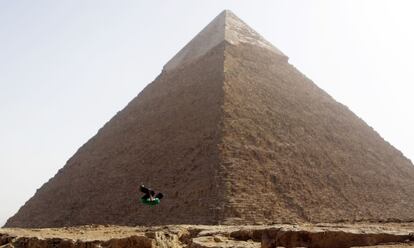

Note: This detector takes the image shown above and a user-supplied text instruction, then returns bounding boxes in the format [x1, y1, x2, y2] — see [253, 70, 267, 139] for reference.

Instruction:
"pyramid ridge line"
[224, 11, 286, 55]
[163, 10, 286, 72]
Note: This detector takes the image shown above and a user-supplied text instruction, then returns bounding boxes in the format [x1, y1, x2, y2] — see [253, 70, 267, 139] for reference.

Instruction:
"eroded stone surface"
[1, 223, 414, 248]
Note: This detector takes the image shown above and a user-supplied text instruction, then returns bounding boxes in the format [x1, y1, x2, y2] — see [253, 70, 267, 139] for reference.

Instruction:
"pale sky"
[1, 1, 413, 227]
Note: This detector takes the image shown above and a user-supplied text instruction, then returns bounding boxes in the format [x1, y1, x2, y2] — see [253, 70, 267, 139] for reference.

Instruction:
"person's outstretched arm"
[140, 185, 150, 194]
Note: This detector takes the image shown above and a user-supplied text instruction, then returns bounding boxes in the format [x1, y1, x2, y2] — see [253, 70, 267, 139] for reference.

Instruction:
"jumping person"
[140, 185, 163, 206]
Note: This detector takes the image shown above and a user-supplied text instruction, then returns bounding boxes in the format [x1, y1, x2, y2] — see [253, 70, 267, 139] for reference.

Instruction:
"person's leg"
[155, 193, 163, 199]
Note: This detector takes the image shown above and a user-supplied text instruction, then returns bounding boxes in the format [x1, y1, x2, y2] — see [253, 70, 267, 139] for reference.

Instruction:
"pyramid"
[6, 10, 414, 228]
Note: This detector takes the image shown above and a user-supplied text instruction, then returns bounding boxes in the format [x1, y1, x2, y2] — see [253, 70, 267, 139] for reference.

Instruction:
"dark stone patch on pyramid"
[5, 10, 414, 228]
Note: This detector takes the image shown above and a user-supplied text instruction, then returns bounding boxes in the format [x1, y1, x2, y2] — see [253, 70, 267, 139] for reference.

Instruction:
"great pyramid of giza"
[6, 10, 414, 228]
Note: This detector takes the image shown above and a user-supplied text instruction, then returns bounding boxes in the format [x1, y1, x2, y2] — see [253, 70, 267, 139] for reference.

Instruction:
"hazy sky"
[1, 1, 413, 227]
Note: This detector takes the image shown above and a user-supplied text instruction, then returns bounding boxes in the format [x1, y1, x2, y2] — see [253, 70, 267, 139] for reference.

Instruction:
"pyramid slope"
[6, 10, 414, 227]
[220, 42, 414, 223]
[5, 43, 227, 228]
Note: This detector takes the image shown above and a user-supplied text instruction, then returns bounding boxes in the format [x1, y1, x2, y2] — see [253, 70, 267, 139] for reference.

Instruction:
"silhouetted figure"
[140, 185, 163, 206]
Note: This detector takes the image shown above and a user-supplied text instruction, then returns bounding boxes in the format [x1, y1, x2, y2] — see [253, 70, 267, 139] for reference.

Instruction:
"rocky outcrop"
[0, 234, 154, 248]
[1, 224, 413, 248]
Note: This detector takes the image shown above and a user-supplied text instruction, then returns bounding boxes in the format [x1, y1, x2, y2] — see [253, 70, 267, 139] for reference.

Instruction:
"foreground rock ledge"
[1, 223, 414, 248]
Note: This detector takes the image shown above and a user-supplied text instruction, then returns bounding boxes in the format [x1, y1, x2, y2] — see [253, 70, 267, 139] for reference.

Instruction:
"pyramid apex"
[223, 11, 286, 57]
[222, 9, 234, 15]
[163, 10, 286, 72]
